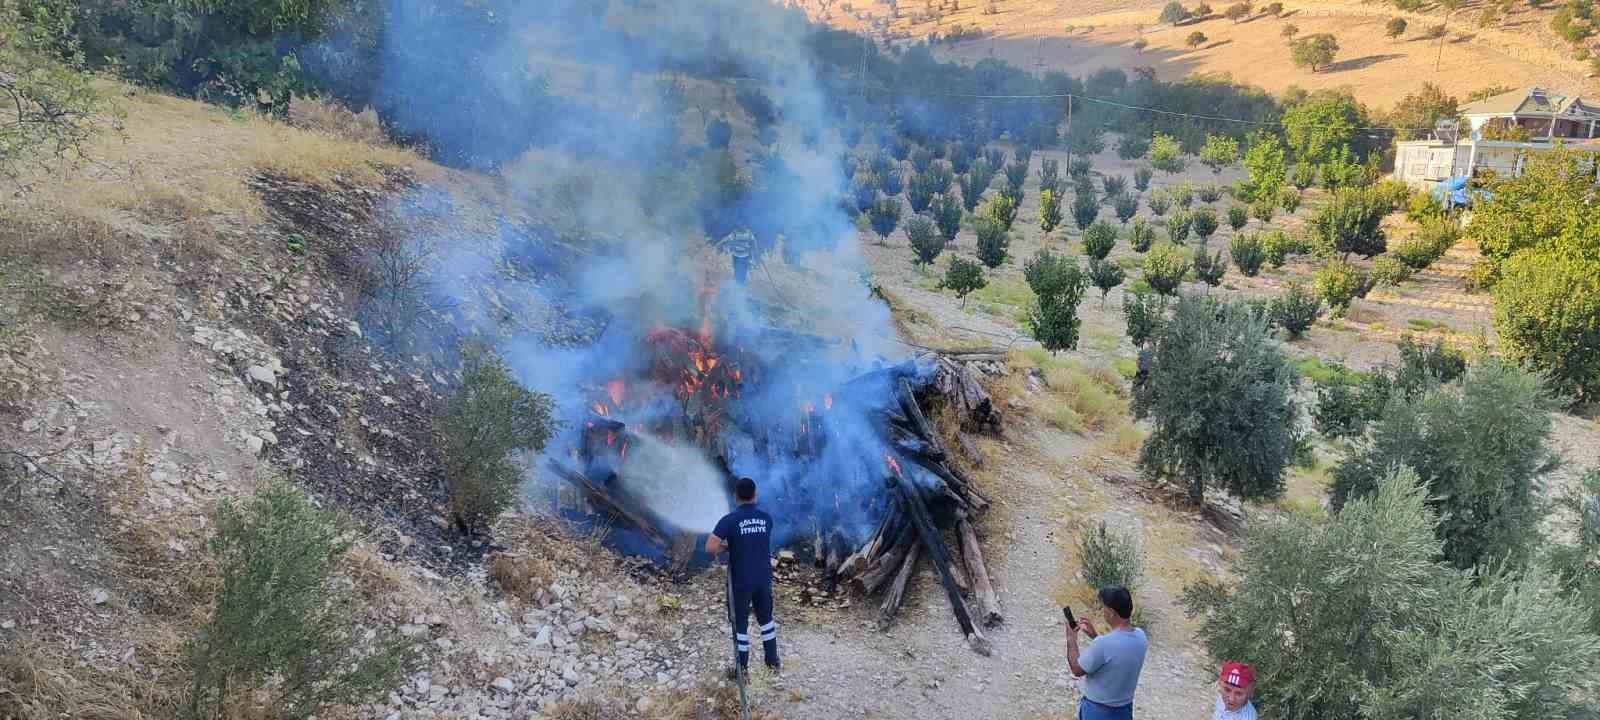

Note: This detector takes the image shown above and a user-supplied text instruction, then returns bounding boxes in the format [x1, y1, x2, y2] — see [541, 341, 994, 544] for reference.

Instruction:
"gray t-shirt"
[1079, 627, 1148, 707]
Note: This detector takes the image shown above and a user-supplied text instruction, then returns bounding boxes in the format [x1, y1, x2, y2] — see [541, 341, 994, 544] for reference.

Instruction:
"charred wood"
[877, 540, 920, 630]
[892, 474, 991, 656]
[958, 516, 1003, 627]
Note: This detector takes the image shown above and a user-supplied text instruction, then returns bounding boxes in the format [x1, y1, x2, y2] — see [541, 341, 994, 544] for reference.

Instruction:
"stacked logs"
[549, 349, 1007, 654]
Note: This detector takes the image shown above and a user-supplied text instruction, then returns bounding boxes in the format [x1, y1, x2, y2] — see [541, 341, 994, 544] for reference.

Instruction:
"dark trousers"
[729, 583, 778, 669]
[1078, 698, 1133, 720]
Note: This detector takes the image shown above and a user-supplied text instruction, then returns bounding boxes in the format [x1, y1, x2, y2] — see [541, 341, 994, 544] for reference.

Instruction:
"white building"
[1393, 86, 1600, 190]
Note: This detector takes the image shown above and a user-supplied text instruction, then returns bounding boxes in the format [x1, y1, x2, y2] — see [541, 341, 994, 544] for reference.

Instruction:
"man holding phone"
[1063, 586, 1147, 720]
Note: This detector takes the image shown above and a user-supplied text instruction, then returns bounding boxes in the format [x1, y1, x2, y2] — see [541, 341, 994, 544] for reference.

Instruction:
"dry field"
[802, 0, 1598, 109]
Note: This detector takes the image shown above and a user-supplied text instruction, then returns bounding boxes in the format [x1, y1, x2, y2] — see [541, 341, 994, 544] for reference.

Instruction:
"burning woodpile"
[544, 319, 1008, 654]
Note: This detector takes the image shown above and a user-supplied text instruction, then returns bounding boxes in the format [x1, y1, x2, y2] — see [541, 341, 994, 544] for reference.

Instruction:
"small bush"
[1123, 291, 1169, 347]
[1197, 183, 1223, 203]
[1190, 207, 1220, 241]
[1103, 174, 1128, 196]
[1192, 245, 1228, 286]
[975, 216, 1010, 268]
[1114, 193, 1140, 223]
[1270, 281, 1323, 339]
[1088, 257, 1128, 306]
[1171, 182, 1195, 208]
[1260, 229, 1293, 267]
[1143, 243, 1191, 295]
[1071, 156, 1094, 178]
[1134, 166, 1154, 191]
[442, 344, 558, 534]
[942, 256, 989, 306]
[1385, 16, 1408, 37]
[1079, 521, 1144, 592]
[1226, 204, 1249, 230]
[1230, 233, 1266, 276]
[1291, 163, 1316, 190]
[1371, 255, 1413, 286]
[1405, 191, 1443, 222]
[1279, 187, 1302, 213]
[1084, 221, 1119, 260]
[1147, 190, 1173, 216]
[1187, 30, 1209, 47]
[1314, 260, 1374, 317]
[1129, 219, 1157, 252]
[187, 482, 419, 719]
[1251, 198, 1276, 224]
[907, 216, 945, 266]
[1392, 218, 1458, 270]
[1166, 211, 1193, 245]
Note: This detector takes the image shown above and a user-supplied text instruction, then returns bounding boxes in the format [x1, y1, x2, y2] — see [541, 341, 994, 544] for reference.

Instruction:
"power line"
[929, 90, 1442, 137]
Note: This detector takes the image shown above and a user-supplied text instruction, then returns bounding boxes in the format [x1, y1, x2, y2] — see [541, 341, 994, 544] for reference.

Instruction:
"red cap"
[1219, 662, 1254, 688]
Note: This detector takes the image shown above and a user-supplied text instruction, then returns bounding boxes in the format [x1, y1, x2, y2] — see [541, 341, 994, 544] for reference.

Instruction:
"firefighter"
[719, 229, 754, 286]
[705, 477, 780, 676]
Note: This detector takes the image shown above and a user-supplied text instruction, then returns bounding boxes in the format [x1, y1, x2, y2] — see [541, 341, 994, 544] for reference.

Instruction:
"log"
[892, 474, 991, 656]
[877, 540, 920, 629]
[931, 356, 1002, 434]
[854, 525, 915, 595]
[546, 460, 668, 548]
[958, 517, 1003, 628]
[898, 377, 989, 514]
[955, 432, 984, 469]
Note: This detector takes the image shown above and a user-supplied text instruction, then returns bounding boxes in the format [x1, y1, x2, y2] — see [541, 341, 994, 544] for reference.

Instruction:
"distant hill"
[797, 0, 1597, 110]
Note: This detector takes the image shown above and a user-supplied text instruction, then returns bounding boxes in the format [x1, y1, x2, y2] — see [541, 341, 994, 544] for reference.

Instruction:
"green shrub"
[1279, 187, 1302, 212]
[1313, 381, 1369, 438]
[1332, 359, 1559, 569]
[1226, 204, 1249, 231]
[1143, 243, 1191, 295]
[1269, 281, 1323, 339]
[1147, 189, 1173, 216]
[1192, 244, 1228, 286]
[1087, 257, 1127, 307]
[1190, 207, 1219, 241]
[868, 195, 903, 241]
[442, 344, 557, 533]
[1313, 260, 1373, 317]
[1311, 186, 1389, 259]
[1171, 182, 1195, 208]
[1545, 469, 1600, 634]
[1128, 219, 1157, 252]
[187, 481, 420, 720]
[1083, 220, 1118, 260]
[1196, 183, 1223, 203]
[1114, 193, 1140, 223]
[1229, 233, 1266, 276]
[1494, 246, 1600, 402]
[1370, 255, 1413, 286]
[1079, 521, 1144, 592]
[1199, 134, 1240, 173]
[1133, 294, 1299, 503]
[1070, 156, 1093, 178]
[1406, 191, 1444, 222]
[931, 192, 963, 243]
[1392, 218, 1458, 270]
[1122, 291, 1168, 347]
[1024, 249, 1089, 353]
[1260, 229, 1293, 268]
[1161, 0, 1192, 23]
[1186, 466, 1600, 720]
[1073, 186, 1101, 230]
[1149, 132, 1187, 174]
[1166, 211, 1192, 245]
[907, 216, 944, 266]
[1039, 188, 1063, 234]
[1134, 166, 1154, 191]
[1291, 163, 1317, 190]
[1103, 174, 1128, 197]
[983, 193, 1018, 232]
[974, 216, 1009, 268]
[942, 256, 988, 306]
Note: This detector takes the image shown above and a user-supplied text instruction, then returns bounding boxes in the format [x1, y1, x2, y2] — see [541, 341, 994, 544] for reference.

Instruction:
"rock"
[90, 589, 110, 605]
[399, 624, 428, 638]
[776, 550, 796, 563]
[246, 435, 265, 454]
[562, 668, 580, 686]
[655, 671, 672, 685]
[1, 619, 15, 630]
[636, 697, 653, 713]
[1007, 395, 1027, 410]
[247, 365, 276, 386]
[532, 625, 552, 647]
[491, 677, 515, 693]
[20, 418, 40, 433]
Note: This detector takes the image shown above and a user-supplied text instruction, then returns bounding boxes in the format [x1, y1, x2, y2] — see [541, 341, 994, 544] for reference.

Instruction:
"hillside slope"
[804, 0, 1597, 109]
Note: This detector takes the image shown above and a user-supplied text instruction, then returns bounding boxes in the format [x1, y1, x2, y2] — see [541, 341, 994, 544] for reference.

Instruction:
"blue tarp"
[1433, 175, 1487, 209]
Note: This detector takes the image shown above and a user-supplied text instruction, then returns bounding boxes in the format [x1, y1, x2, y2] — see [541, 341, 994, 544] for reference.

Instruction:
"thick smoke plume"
[363, 0, 911, 554]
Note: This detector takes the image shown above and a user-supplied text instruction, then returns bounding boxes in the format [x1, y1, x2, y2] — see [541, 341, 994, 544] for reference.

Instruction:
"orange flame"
[591, 402, 608, 416]
[606, 431, 615, 447]
[884, 453, 903, 478]
[606, 379, 625, 407]
[619, 439, 629, 460]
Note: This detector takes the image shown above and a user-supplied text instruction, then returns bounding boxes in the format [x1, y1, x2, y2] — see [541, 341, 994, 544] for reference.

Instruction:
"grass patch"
[1405, 317, 1454, 332]
[970, 278, 1035, 310]
[1014, 349, 1126, 434]
[1114, 254, 1146, 270]
[1293, 356, 1366, 386]
[1113, 357, 1138, 379]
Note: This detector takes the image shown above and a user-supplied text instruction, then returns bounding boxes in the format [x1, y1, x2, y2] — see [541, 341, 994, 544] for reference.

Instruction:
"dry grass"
[0, 630, 190, 720]
[650, 676, 786, 720]
[286, 96, 390, 147]
[1009, 348, 1127, 434]
[487, 513, 590, 602]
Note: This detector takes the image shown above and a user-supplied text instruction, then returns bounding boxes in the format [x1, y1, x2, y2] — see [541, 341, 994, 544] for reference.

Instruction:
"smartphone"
[1062, 606, 1077, 629]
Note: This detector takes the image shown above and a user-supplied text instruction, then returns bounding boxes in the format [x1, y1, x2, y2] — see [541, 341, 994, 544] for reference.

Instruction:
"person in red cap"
[1213, 661, 1257, 720]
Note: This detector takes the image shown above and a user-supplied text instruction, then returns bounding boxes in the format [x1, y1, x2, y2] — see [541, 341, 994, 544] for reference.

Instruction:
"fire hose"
[725, 564, 751, 720]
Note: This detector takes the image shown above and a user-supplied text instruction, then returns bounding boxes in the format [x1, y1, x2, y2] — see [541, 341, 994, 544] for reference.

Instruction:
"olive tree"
[1132, 294, 1299, 504]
